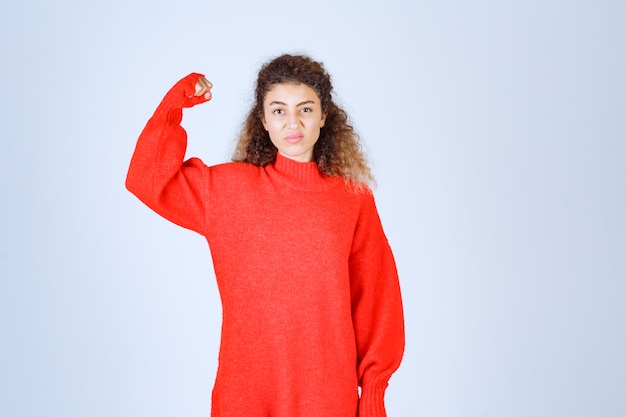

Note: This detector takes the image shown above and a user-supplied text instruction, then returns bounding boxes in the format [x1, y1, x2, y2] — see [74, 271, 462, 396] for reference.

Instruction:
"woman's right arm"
[125, 73, 213, 235]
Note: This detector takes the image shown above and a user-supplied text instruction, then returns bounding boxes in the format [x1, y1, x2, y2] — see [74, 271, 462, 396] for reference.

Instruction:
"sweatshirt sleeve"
[125, 73, 210, 235]
[349, 193, 405, 417]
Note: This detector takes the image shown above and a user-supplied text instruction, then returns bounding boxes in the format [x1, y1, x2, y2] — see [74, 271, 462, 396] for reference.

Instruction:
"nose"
[288, 112, 299, 129]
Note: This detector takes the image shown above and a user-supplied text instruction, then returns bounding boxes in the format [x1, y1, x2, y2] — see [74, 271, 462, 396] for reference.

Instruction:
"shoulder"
[324, 179, 378, 217]
[206, 161, 262, 178]
[346, 185, 384, 225]
[193, 160, 259, 188]
[345, 182, 376, 207]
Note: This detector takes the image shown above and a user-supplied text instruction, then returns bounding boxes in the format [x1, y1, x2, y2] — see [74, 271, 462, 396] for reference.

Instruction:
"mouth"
[285, 133, 304, 144]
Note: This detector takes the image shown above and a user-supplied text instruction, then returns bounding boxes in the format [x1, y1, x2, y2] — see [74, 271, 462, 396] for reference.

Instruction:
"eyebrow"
[268, 100, 316, 107]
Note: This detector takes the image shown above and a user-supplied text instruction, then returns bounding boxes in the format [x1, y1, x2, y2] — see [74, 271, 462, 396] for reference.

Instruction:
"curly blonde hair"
[232, 54, 375, 188]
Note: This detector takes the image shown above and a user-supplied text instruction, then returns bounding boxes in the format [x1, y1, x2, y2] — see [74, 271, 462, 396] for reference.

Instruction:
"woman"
[126, 54, 404, 417]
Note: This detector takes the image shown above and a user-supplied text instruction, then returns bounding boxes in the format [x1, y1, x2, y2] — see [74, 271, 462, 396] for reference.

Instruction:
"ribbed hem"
[358, 378, 388, 417]
[270, 153, 335, 190]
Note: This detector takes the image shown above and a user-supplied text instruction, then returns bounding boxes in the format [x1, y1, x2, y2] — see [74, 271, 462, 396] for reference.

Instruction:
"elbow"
[125, 170, 139, 196]
[125, 166, 162, 210]
[125, 168, 148, 201]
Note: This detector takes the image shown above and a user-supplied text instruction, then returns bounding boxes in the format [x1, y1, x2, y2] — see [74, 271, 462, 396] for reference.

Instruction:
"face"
[262, 83, 326, 163]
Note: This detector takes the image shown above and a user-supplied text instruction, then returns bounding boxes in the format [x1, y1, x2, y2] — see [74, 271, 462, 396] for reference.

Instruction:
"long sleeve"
[349, 193, 405, 417]
[125, 73, 210, 234]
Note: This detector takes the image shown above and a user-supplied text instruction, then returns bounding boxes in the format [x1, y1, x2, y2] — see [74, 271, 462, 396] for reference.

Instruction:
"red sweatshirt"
[126, 74, 405, 417]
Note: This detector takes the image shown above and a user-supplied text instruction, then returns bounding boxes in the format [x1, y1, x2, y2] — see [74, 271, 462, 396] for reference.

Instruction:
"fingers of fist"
[195, 77, 213, 100]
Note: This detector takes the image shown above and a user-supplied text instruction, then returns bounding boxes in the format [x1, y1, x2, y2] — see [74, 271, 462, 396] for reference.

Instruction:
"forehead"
[264, 82, 320, 104]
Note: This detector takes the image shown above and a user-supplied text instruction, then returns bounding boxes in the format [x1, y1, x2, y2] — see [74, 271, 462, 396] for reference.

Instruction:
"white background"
[1, 1, 624, 416]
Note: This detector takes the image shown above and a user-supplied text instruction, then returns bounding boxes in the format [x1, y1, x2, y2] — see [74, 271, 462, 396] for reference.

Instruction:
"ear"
[260, 111, 269, 131]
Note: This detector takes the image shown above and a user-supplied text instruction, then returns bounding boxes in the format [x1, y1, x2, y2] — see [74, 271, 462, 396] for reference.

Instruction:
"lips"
[285, 133, 304, 144]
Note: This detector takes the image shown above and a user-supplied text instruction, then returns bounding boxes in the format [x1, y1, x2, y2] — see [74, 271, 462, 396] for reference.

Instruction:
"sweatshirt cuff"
[359, 377, 389, 417]
[154, 73, 208, 116]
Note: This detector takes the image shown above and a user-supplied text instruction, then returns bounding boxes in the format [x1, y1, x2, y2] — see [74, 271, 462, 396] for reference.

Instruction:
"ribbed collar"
[269, 153, 338, 190]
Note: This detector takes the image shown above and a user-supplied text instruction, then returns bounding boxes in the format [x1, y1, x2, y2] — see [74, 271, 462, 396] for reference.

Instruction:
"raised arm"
[349, 193, 405, 417]
[125, 73, 213, 234]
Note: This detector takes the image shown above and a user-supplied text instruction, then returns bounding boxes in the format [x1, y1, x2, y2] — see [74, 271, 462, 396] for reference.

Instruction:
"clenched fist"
[194, 76, 213, 100]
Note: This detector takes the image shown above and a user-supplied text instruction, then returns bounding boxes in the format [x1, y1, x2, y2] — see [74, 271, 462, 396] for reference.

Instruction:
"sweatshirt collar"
[269, 153, 338, 190]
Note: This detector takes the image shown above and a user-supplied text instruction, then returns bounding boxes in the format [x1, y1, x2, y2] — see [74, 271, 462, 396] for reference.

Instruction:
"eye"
[272, 108, 284, 115]
[301, 107, 313, 113]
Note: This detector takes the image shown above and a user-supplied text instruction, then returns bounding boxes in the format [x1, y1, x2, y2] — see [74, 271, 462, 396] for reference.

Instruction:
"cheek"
[264, 119, 279, 134]
[261, 107, 275, 131]
[264, 121, 283, 142]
